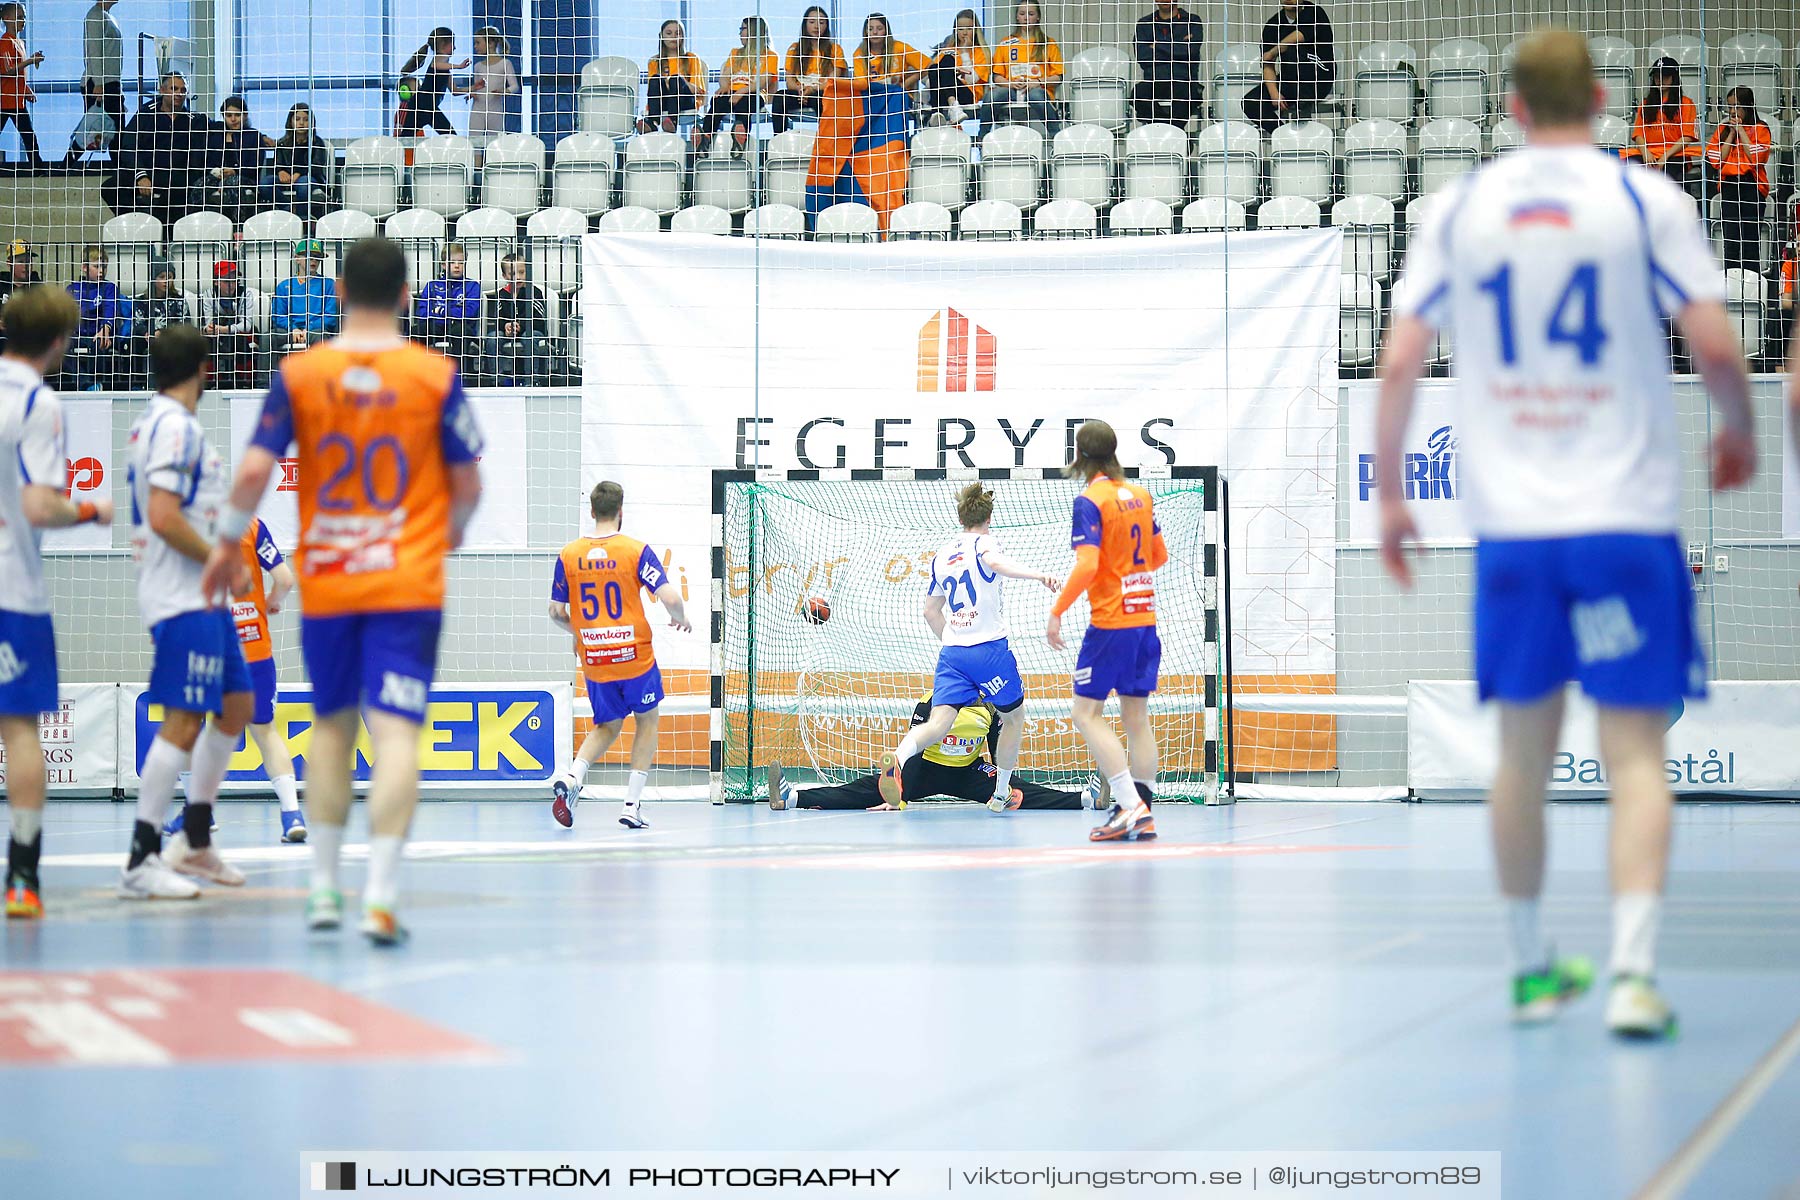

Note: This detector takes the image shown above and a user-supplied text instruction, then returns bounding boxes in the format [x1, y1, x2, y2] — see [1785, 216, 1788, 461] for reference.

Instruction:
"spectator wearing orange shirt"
[1704, 86, 1773, 274]
[697, 16, 777, 157]
[638, 20, 705, 135]
[853, 14, 928, 91]
[0, 3, 44, 167]
[772, 8, 847, 133]
[980, 1, 1064, 134]
[923, 9, 990, 128]
[1630, 58, 1699, 195]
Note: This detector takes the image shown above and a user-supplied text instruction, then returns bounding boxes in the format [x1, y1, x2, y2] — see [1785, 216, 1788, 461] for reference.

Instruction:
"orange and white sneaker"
[360, 905, 409, 947]
[5, 883, 43, 919]
[164, 832, 246, 886]
[876, 753, 905, 808]
[987, 787, 1024, 814]
[1089, 802, 1157, 843]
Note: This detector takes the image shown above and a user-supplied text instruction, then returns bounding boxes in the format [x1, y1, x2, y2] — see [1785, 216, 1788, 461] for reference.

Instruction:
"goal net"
[711, 467, 1231, 804]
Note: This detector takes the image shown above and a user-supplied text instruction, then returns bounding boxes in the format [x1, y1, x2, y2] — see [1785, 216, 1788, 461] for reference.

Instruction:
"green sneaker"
[1606, 974, 1679, 1041]
[1512, 954, 1595, 1025]
[305, 888, 343, 931]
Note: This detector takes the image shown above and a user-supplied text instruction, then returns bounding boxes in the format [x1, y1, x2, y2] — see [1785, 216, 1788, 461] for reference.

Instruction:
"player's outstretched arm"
[1374, 315, 1433, 588]
[267, 562, 296, 615]
[1046, 546, 1099, 650]
[547, 601, 572, 631]
[20, 484, 110, 530]
[982, 548, 1060, 591]
[654, 583, 692, 633]
[1674, 298, 1756, 491]
[923, 593, 948, 640]
[448, 461, 483, 550]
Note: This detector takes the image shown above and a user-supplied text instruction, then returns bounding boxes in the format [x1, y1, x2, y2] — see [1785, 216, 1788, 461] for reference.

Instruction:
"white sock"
[365, 834, 405, 910]
[187, 724, 237, 806]
[271, 774, 299, 813]
[1506, 897, 1550, 973]
[10, 806, 42, 843]
[136, 736, 189, 831]
[625, 770, 648, 805]
[1610, 892, 1661, 978]
[894, 729, 928, 768]
[568, 758, 591, 787]
[310, 822, 344, 894]
[1107, 770, 1137, 811]
[994, 767, 1013, 796]
[177, 771, 191, 800]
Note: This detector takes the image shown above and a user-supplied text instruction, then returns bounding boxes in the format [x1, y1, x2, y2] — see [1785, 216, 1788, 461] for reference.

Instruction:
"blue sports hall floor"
[2, 797, 1797, 1199]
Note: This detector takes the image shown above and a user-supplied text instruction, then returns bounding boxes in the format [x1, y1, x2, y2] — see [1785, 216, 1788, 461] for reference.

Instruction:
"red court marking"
[727, 843, 1394, 871]
[0, 970, 495, 1067]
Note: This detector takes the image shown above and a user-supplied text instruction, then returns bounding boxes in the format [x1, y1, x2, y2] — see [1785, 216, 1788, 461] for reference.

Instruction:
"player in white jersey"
[1377, 30, 1756, 1039]
[118, 325, 252, 899]
[877, 483, 1058, 813]
[0, 288, 111, 919]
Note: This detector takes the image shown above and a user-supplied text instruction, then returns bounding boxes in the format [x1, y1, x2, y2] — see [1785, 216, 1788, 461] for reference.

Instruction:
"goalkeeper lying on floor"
[767, 694, 1103, 812]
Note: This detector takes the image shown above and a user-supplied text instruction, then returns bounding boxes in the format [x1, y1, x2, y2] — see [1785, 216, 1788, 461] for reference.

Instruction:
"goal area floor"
[3, 797, 1797, 1200]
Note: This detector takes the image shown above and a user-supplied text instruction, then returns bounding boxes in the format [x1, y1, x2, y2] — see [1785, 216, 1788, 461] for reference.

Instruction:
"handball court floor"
[2, 797, 1798, 1200]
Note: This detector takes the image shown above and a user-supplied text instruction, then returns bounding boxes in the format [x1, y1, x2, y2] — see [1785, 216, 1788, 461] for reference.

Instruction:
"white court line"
[1633, 1011, 1800, 1200]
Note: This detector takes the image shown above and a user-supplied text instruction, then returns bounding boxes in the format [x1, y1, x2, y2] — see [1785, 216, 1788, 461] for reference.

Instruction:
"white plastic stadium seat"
[1593, 115, 1629, 157]
[525, 206, 589, 296]
[1123, 124, 1189, 208]
[1193, 121, 1261, 207]
[1269, 120, 1334, 204]
[383, 208, 448, 290]
[1352, 42, 1419, 123]
[1256, 195, 1321, 229]
[1644, 36, 1706, 111]
[241, 209, 304, 294]
[1417, 117, 1481, 195]
[481, 133, 547, 216]
[743, 203, 807, 239]
[1341, 119, 1408, 203]
[1034, 197, 1098, 238]
[958, 199, 1023, 241]
[908, 126, 973, 211]
[764, 130, 815, 211]
[1051, 124, 1116, 209]
[1181, 197, 1246, 231]
[1339, 273, 1382, 369]
[1331, 194, 1396, 281]
[691, 140, 756, 216]
[1108, 197, 1173, 235]
[578, 57, 642, 139]
[1723, 269, 1766, 361]
[888, 201, 954, 241]
[101, 212, 162, 296]
[170, 210, 233, 296]
[342, 136, 406, 218]
[814, 202, 880, 243]
[1426, 38, 1490, 122]
[621, 132, 687, 215]
[1488, 116, 1524, 156]
[1583, 37, 1639, 121]
[551, 132, 616, 217]
[1066, 45, 1134, 132]
[454, 208, 517, 291]
[313, 209, 377, 280]
[1719, 34, 1781, 121]
[979, 125, 1045, 212]
[672, 204, 733, 235]
[1210, 43, 1262, 122]
[410, 135, 475, 218]
[597, 206, 662, 234]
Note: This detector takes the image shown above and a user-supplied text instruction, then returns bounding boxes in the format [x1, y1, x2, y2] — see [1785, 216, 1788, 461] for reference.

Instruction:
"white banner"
[581, 232, 1342, 675]
[1408, 679, 1800, 798]
[1785, 397, 1800, 539]
[43, 396, 115, 553]
[1344, 378, 1467, 545]
[226, 392, 530, 550]
[0, 684, 119, 797]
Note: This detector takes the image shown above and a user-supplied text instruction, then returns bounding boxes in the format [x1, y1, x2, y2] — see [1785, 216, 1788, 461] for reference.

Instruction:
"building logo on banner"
[916, 308, 996, 393]
[1357, 424, 1457, 502]
[65, 454, 105, 498]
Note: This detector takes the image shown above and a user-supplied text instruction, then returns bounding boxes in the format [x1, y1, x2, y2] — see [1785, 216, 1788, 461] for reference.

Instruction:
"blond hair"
[1511, 28, 1597, 128]
[955, 482, 995, 529]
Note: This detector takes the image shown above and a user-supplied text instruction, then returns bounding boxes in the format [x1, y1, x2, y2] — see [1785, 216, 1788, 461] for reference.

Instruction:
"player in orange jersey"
[548, 481, 690, 830]
[201, 237, 483, 945]
[1046, 421, 1168, 843]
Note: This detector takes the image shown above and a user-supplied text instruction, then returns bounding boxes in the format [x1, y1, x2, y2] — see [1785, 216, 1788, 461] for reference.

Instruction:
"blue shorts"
[933, 639, 1024, 709]
[248, 656, 278, 726]
[301, 609, 443, 721]
[1475, 533, 1704, 708]
[0, 609, 58, 717]
[1073, 624, 1161, 700]
[148, 608, 252, 715]
[587, 664, 664, 725]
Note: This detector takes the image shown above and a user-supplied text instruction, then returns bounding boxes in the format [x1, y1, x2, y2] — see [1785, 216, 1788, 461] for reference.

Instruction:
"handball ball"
[802, 596, 831, 625]
[398, 80, 416, 103]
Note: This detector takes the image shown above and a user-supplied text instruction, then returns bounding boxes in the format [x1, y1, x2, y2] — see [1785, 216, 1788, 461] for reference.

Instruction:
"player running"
[201, 237, 484, 946]
[1378, 29, 1756, 1038]
[120, 325, 250, 899]
[1046, 421, 1167, 844]
[548, 481, 690, 830]
[165, 517, 306, 843]
[1, 287, 111, 919]
[876, 483, 1059, 815]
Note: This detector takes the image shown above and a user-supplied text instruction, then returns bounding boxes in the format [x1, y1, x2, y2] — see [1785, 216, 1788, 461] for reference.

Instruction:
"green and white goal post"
[709, 466, 1233, 805]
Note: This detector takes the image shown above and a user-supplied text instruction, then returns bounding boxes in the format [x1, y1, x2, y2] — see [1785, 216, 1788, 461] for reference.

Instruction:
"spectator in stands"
[398, 26, 468, 138]
[198, 260, 262, 390]
[0, 4, 45, 169]
[1779, 236, 1795, 355]
[1629, 57, 1699, 194]
[638, 20, 705, 135]
[979, 1, 1064, 135]
[82, 0, 124, 135]
[271, 239, 337, 351]
[484, 253, 551, 386]
[0, 239, 39, 350]
[853, 13, 927, 91]
[1704, 86, 1772, 275]
[1133, 0, 1204, 130]
[413, 242, 482, 366]
[194, 95, 272, 219]
[111, 71, 209, 225]
[124, 255, 191, 384]
[1241, 0, 1334, 134]
[772, 7, 846, 133]
[456, 25, 519, 161]
[922, 9, 989, 128]
[66, 245, 128, 390]
[261, 102, 331, 218]
[697, 17, 777, 157]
